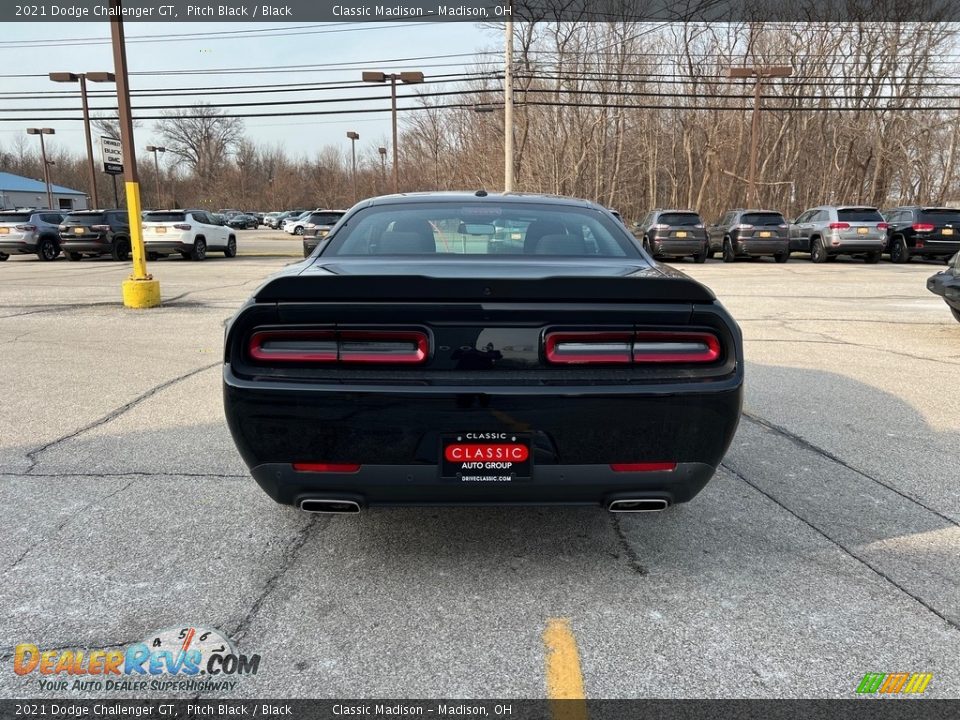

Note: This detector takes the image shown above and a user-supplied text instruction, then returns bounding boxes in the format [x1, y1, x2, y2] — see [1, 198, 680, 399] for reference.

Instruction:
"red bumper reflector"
[293, 463, 361, 473]
[610, 462, 677, 472]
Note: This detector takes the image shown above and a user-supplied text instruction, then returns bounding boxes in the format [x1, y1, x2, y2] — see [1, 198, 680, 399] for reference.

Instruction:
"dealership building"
[0, 171, 89, 211]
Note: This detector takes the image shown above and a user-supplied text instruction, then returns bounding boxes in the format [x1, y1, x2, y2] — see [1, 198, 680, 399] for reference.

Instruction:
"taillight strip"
[249, 330, 337, 363]
[248, 329, 429, 365]
[545, 330, 720, 365]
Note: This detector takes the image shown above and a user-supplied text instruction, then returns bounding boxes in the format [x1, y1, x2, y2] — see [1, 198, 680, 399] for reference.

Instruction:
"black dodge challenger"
[223, 192, 743, 513]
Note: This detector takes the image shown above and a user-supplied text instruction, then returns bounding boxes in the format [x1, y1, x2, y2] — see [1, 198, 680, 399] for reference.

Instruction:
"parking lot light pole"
[378, 146, 387, 192]
[145, 145, 165, 208]
[49, 72, 114, 209]
[727, 65, 793, 208]
[109, 0, 160, 309]
[26, 128, 55, 209]
[347, 131, 359, 203]
[361, 70, 425, 193]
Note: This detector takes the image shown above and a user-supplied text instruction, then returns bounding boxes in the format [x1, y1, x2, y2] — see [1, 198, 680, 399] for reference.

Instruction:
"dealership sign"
[100, 136, 123, 175]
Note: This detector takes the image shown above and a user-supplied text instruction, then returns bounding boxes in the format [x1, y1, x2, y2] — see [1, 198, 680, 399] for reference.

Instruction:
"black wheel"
[67, 252, 82, 261]
[147, 252, 159, 261]
[190, 237, 207, 261]
[890, 236, 910, 263]
[224, 236, 237, 258]
[36, 236, 59, 261]
[722, 238, 736, 263]
[294, 226, 304, 236]
[774, 249, 790, 263]
[0, 253, 8, 261]
[641, 237, 652, 255]
[810, 237, 828, 263]
[864, 251, 881, 264]
[693, 246, 708, 263]
[110, 236, 131, 262]
[952, 307, 960, 323]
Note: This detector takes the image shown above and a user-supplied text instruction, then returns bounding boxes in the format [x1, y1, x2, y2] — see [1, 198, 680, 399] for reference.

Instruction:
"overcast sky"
[0, 22, 499, 163]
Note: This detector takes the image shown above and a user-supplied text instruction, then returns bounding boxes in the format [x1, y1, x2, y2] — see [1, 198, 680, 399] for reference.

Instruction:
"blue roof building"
[0, 171, 88, 210]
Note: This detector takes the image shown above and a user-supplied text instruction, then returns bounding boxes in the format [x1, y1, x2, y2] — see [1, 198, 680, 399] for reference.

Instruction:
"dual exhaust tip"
[297, 497, 670, 514]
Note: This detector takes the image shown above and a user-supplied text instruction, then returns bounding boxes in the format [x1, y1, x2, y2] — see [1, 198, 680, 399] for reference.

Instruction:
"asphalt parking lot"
[1, 231, 958, 699]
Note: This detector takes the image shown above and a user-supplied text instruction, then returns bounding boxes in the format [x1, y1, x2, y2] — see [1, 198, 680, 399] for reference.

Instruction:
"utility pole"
[26, 128, 55, 209]
[504, 18, 515, 192]
[110, 0, 160, 308]
[727, 65, 793, 208]
[347, 131, 359, 203]
[361, 70, 425, 193]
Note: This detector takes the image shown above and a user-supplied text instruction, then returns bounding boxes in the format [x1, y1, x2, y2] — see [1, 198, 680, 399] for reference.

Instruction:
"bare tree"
[154, 104, 244, 185]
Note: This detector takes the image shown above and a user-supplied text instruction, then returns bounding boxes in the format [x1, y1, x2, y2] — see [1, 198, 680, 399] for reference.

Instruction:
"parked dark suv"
[707, 209, 791, 263]
[59, 210, 131, 261]
[301, 210, 347, 256]
[0, 209, 64, 261]
[882, 206, 960, 263]
[634, 209, 709, 262]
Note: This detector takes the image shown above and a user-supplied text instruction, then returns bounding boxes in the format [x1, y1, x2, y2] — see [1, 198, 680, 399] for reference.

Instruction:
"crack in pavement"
[23, 362, 220, 474]
[609, 513, 649, 575]
[228, 514, 327, 646]
[742, 411, 960, 529]
[721, 462, 960, 633]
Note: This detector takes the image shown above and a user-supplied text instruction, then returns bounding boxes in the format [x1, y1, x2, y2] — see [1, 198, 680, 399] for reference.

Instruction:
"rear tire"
[224, 236, 237, 258]
[693, 245, 708, 263]
[810, 237, 828, 263]
[890, 236, 910, 263]
[110, 236, 131, 262]
[774, 249, 790, 263]
[67, 252, 82, 261]
[722, 238, 736, 263]
[0, 253, 8, 261]
[36, 236, 59, 261]
[190, 237, 207, 261]
[294, 226, 304, 235]
[864, 251, 881, 264]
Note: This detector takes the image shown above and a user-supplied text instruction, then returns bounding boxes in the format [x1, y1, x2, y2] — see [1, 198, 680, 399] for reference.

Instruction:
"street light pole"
[110, 0, 160, 308]
[145, 145, 165, 208]
[26, 128, 55, 209]
[347, 131, 359, 203]
[378, 146, 387, 192]
[727, 65, 793, 208]
[361, 70, 425, 193]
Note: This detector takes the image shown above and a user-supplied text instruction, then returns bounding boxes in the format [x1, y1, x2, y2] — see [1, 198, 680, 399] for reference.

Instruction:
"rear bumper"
[829, 236, 885, 253]
[143, 240, 193, 254]
[735, 238, 789, 255]
[0, 239, 38, 253]
[910, 240, 960, 256]
[223, 369, 743, 507]
[652, 237, 707, 256]
[60, 239, 111, 253]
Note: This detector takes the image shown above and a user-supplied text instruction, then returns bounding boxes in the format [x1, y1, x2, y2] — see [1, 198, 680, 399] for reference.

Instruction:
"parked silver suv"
[788, 205, 887, 263]
[0, 209, 65, 261]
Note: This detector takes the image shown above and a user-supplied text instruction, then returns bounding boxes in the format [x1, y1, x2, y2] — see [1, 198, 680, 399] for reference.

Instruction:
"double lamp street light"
[25, 128, 55, 210]
[361, 70, 424, 194]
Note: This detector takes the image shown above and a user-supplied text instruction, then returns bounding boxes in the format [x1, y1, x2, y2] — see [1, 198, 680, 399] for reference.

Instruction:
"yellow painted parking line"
[544, 618, 588, 720]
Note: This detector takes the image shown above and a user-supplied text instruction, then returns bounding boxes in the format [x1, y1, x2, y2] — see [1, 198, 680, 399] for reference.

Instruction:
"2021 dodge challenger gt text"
[223, 193, 743, 513]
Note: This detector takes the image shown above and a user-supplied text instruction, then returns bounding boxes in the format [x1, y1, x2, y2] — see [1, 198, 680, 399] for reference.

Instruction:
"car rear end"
[731, 212, 790, 257]
[302, 211, 346, 256]
[649, 212, 708, 259]
[911, 209, 960, 258]
[142, 211, 195, 256]
[827, 207, 887, 256]
[59, 212, 114, 256]
[0, 212, 42, 255]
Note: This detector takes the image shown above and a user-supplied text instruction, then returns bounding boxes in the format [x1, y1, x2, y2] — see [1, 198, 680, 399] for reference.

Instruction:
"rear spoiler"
[254, 274, 717, 304]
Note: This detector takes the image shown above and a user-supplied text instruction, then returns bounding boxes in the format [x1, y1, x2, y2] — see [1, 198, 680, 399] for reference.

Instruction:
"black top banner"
[3, 0, 959, 22]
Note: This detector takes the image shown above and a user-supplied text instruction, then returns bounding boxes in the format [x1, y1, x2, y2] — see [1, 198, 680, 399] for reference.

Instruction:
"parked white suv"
[142, 209, 236, 261]
[283, 211, 313, 235]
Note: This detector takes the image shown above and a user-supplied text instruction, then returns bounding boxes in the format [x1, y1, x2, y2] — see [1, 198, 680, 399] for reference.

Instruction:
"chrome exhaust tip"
[607, 498, 670, 513]
[298, 498, 362, 514]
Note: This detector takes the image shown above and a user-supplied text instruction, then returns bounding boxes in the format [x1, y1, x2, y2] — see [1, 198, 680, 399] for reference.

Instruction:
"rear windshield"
[838, 208, 883, 222]
[0, 212, 32, 223]
[310, 213, 345, 225]
[146, 212, 186, 222]
[324, 202, 639, 258]
[919, 209, 960, 224]
[742, 212, 786, 226]
[64, 213, 105, 223]
[658, 213, 702, 226]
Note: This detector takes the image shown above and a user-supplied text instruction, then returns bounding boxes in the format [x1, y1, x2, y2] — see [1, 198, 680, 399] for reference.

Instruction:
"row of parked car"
[0, 207, 238, 262]
[629, 205, 960, 264]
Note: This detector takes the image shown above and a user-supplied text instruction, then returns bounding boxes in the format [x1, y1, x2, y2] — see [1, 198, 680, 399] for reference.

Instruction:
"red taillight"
[91, 225, 110, 232]
[736, 224, 754, 230]
[173, 223, 192, 231]
[913, 223, 934, 232]
[293, 463, 360, 473]
[248, 329, 429, 365]
[829, 222, 850, 230]
[877, 223, 889, 230]
[544, 330, 721, 365]
[610, 462, 677, 472]
[15, 224, 36, 231]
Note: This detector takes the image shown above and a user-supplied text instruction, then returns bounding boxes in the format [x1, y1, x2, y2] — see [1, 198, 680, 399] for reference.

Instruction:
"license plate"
[675, 231, 688, 238]
[857, 227, 869, 235]
[759, 231, 772, 238]
[944, 228, 954, 236]
[74, 227, 84, 234]
[0, 228, 8, 235]
[155, 227, 167, 234]
[441, 433, 532, 482]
